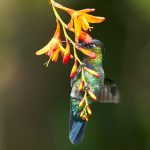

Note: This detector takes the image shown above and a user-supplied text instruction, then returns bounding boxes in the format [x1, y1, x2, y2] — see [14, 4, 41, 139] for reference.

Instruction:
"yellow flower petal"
[36, 40, 55, 55]
[51, 48, 60, 62]
[84, 14, 105, 23]
[77, 8, 95, 14]
[54, 19, 61, 38]
[80, 110, 85, 118]
[36, 20, 61, 56]
[74, 14, 82, 42]
[67, 17, 74, 29]
[79, 97, 85, 108]
[81, 16, 90, 31]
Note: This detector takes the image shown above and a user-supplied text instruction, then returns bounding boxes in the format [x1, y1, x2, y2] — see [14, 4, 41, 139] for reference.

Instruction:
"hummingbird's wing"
[97, 77, 120, 103]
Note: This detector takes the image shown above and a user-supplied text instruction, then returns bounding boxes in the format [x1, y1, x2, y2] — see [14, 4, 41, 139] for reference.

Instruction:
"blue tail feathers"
[69, 106, 86, 144]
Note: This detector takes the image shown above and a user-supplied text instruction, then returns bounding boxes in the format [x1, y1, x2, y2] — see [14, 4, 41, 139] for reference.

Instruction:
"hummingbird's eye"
[89, 44, 93, 48]
[85, 44, 94, 48]
[92, 44, 96, 48]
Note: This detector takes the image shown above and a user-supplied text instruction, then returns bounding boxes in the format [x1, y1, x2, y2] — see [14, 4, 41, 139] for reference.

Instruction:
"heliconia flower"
[79, 97, 85, 108]
[88, 90, 97, 101]
[78, 80, 84, 92]
[76, 46, 96, 59]
[36, 20, 61, 62]
[53, 1, 105, 42]
[87, 105, 92, 115]
[84, 67, 100, 77]
[80, 110, 85, 118]
[70, 59, 78, 78]
[79, 31, 92, 44]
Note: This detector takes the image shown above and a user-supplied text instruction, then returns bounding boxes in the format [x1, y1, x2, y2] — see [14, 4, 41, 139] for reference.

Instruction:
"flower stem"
[50, 0, 91, 121]
[51, 2, 83, 65]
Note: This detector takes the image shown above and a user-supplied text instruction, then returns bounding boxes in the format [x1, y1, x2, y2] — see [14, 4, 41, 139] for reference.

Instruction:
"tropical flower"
[84, 67, 100, 77]
[37, 0, 106, 121]
[88, 90, 97, 101]
[36, 20, 61, 62]
[53, 1, 105, 42]
[79, 31, 92, 44]
[59, 40, 71, 64]
[70, 59, 78, 78]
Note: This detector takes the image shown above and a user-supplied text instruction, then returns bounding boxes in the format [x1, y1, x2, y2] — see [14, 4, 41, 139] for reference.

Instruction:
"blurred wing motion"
[97, 77, 120, 103]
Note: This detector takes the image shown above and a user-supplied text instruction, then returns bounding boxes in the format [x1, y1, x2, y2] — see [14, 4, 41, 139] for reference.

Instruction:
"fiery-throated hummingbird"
[69, 39, 119, 144]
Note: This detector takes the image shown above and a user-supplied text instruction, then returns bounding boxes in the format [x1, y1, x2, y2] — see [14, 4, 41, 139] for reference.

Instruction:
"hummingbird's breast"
[84, 62, 105, 101]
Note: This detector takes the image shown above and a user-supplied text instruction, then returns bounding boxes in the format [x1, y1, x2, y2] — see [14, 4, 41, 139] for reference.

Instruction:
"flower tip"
[84, 67, 100, 77]
[87, 105, 92, 115]
[79, 97, 85, 107]
[78, 80, 84, 92]
[79, 32, 92, 44]
[63, 53, 70, 64]
[102, 17, 106, 21]
[35, 49, 44, 56]
[35, 51, 39, 55]
[88, 90, 97, 101]
[70, 60, 78, 78]
[80, 110, 85, 118]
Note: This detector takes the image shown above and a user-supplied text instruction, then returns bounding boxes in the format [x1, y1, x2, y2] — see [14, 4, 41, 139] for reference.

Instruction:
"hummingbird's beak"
[76, 43, 83, 49]
[76, 43, 82, 47]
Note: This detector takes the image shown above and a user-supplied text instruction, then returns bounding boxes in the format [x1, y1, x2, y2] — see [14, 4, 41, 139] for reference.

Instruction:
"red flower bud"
[79, 31, 92, 44]
[62, 41, 70, 64]
[78, 80, 84, 92]
[70, 60, 78, 78]
[79, 97, 85, 108]
[59, 43, 73, 59]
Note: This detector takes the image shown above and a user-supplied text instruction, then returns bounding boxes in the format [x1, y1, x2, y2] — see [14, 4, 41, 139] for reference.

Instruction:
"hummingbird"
[69, 39, 119, 144]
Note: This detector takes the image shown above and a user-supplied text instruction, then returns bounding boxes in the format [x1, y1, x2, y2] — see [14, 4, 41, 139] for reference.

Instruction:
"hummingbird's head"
[77, 39, 105, 55]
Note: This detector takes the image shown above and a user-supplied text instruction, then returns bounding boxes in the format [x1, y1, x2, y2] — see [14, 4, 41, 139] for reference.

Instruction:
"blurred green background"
[0, 0, 150, 150]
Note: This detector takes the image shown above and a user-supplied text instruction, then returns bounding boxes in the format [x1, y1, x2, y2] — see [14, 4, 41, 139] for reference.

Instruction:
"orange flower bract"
[78, 80, 84, 92]
[87, 105, 92, 115]
[53, 1, 105, 42]
[84, 67, 100, 77]
[76, 46, 96, 59]
[36, 20, 61, 62]
[70, 59, 78, 78]
[36, 0, 106, 121]
[63, 44, 70, 64]
[88, 90, 97, 101]
[79, 31, 92, 44]
[79, 97, 85, 108]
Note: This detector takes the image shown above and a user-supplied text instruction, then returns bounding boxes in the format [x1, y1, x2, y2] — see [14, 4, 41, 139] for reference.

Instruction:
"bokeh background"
[0, 0, 150, 150]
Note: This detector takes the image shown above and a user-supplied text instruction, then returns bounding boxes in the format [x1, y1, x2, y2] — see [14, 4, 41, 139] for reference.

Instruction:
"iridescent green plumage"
[69, 39, 119, 144]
